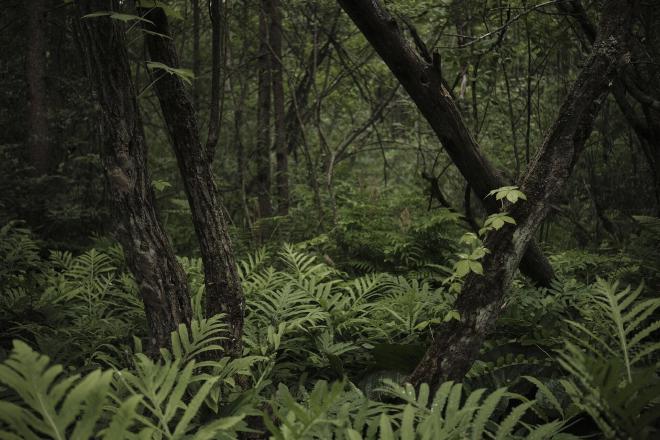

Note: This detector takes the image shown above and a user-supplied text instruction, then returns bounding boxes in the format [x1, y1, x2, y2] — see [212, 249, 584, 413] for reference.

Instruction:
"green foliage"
[556, 279, 660, 439]
[0, 340, 130, 440]
[1, 223, 658, 438]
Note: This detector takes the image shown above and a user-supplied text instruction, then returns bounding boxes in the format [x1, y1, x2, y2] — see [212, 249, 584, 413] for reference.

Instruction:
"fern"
[0, 340, 136, 439]
[565, 279, 660, 381]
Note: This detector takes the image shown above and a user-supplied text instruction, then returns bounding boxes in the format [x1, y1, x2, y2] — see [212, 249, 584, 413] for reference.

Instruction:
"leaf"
[468, 261, 483, 275]
[152, 179, 171, 192]
[455, 260, 471, 277]
[146, 61, 195, 85]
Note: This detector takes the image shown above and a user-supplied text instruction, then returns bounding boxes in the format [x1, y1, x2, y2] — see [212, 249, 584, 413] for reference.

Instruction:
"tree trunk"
[256, 0, 273, 218]
[336, 0, 555, 287]
[559, 0, 660, 214]
[191, 0, 200, 110]
[407, 0, 632, 389]
[205, 0, 222, 162]
[75, 0, 192, 352]
[27, 0, 49, 175]
[142, 8, 245, 357]
[268, 0, 289, 216]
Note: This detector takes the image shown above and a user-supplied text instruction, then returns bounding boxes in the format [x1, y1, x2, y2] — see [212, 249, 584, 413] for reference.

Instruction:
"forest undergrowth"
[1, 210, 658, 439]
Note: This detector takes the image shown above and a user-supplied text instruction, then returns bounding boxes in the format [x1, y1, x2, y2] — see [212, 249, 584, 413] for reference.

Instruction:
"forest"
[0, 0, 659, 438]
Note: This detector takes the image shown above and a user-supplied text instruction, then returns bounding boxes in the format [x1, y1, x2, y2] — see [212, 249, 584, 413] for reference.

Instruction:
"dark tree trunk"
[142, 8, 245, 357]
[407, 0, 632, 389]
[75, 0, 192, 352]
[205, 0, 222, 161]
[27, 0, 49, 174]
[336, 0, 555, 287]
[268, 0, 289, 216]
[559, 0, 660, 214]
[256, 0, 273, 218]
[191, 0, 200, 110]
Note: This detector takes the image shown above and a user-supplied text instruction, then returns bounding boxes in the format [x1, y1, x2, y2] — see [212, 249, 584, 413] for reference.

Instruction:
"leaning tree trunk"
[141, 8, 245, 357]
[336, 0, 555, 287]
[407, 0, 632, 390]
[75, 0, 192, 352]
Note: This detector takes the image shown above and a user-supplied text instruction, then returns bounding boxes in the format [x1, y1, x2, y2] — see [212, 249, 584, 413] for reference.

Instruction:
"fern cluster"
[1, 222, 659, 438]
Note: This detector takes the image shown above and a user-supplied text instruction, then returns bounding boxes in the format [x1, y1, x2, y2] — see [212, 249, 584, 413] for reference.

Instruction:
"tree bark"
[268, 0, 289, 216]
[27, 0, 49, 175]
[75, 0, 192, 352]
[142, 7, 245, 357]
[256, 0, 273, 218]
[204, 0, 222, 162]
[336, 0, 555, 287]
[558, 0, 660, 214]
[407, 0, 632, 389]
[191, 0, 200, 110]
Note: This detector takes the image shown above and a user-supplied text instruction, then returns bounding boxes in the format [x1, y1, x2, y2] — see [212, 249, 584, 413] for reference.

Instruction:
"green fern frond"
[0, 340, 131, 440]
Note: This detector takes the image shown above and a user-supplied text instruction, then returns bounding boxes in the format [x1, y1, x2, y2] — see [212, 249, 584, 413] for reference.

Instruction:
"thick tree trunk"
[407, 0, 632, 389]
[142, 8, 245, 357]
[256, 0, 273, 219]
[75, 0, 192, 352]
[27, 0, 49, 175]
[336, 0, 555, 287]
[268, 0, 289, 216]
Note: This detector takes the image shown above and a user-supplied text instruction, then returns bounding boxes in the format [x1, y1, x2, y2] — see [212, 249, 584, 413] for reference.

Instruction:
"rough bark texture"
[559, 0, 660, 213]
[336, 0, 555, 287]
[27, 0, 49, 174]
[256, 0, 273, 218]
[142, 8, 245, 357]
[268, 0, 289, 216]
[407, 0, 632, 389]
[75, 0, 192, 352]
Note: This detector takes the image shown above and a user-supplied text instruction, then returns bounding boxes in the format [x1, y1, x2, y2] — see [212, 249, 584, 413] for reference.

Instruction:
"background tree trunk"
[269, 0, 289, 216]
[256, 0, 273, 219]
[142, 7, 245, 357]
[75, 0, 192, 352]
[407, 0, 632, 389]
[336, 0, 555, 287]
[27, 0, 49, 175]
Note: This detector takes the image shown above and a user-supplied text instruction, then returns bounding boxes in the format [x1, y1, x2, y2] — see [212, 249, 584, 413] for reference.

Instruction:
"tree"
[336, 0, 556, 287]
[27, 0, 49, 174]
[268, 0, 289, 215]
[406, 0, 633, 388]
[558, 0, 660, 214]
[74, 0, 192, 352]
[256, 0, 273, 219]
[142, 7, 245, 357]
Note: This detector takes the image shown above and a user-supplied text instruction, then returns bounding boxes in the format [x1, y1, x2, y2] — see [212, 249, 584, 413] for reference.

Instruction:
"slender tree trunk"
[268, 0, 289, 216]
[285, 40, 332, 156]
[27, 0, 49, 174]
[408, 0, 632, 389]
[142, 8, 245, 357]
[75, 0, 192, 352]
[256, 0, 273, 218]
[205, 0, 222, 161]
[191, 0, 200, 110]
[336, 0, 555, 287]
